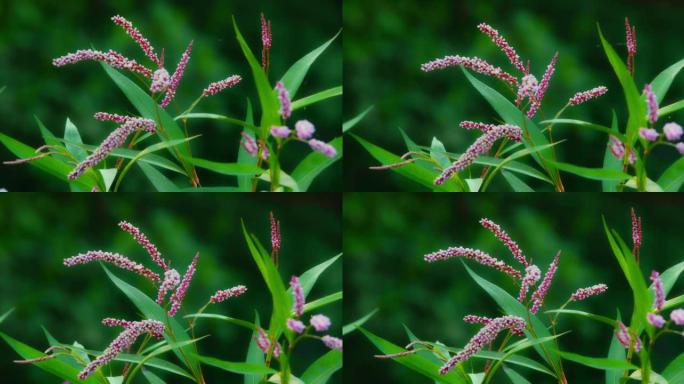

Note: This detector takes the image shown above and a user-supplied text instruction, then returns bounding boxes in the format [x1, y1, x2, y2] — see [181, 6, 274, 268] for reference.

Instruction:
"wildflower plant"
[358, 212, 684, 383]
[0, 214, 342, 383]
[351, 20, 684, 192]
[0, 14, 341, 192]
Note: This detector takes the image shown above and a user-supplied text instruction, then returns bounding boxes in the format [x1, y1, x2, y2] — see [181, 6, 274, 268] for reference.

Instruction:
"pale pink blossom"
[209, 285, 247, 304]
[295, 120, 316, 140]
[421, 55, 518, 86]
[309, 139, 337, 158]
[53, 49, 152, 77]
[276, 82, 291, 120]
[650, 271, 665, 311]
[670, 309, 684, 325]
[644, 84, 659, 124]
[290, 276, 304, 317]
[64, 251, 160, 283]
[647, 313, 665, 328]
[202, 75, 242, 97]
[568, 86, 608, 106]
[663, 123, 683, 141]
[150, 68, 171, 93]
[516, 74, 539, 105]
[639, 128, 659, 141]
[322, 335, 343, 350]
[518, 265, 541, 302]
[424, 246, 522, 279]
[569, 284, 608, 301]
[459, 121, 496, 133]
[310, 314, 331, 332]
[271, 126, 291, 139]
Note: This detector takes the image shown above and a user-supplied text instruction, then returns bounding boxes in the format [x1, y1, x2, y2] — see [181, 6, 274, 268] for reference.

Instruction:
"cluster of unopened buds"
[61, 220, 246, 378]
[51, 15, 243, 180]
[420, 23, 608, 184]
[420, 217, 608, 374]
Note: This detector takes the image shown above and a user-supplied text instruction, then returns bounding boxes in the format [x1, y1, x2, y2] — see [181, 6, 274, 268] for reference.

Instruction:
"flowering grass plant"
[0, 214, 342, 383]
[0, 14, 341, 192]
[350, 20, 684, 192]
[357, 212, 684, 383]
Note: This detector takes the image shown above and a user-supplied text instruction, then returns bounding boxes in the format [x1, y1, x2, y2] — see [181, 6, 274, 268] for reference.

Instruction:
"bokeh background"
[0, 0, 341, 191]
[344, 0, 684, 191]
[344, 193, 683, 382]
[0, 193, 342, 383]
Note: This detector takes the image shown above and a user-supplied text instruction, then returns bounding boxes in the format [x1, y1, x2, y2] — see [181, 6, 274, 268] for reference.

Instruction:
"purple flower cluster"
[644, 84, 659, 125]
[290, 276, 305, 317]
[617, 321, 642, 352]
[202, 75, 242, 97]
[434, 124, 522, 185]
[271, 126, 292, 139]
[150, 68, 171, 93]
[287, 319, 305, 334]
[527, 52, 558, 118]
[156, 269, 180, 304]
[101, 318, 134, 329]
[479, 218, 529, 267]
[168, 253, 199, 317]
[53, 49, 152, 77]
[529, 251, 560, 314]
[68, 117, 156, 180]
[256, 328, 282, 357]
[295, 120, 316, 140]
[516, 74, 539, 106]
[276, 81, 292, 120]
[518, 265, 541, 303]
[309, 139, 337, 158]
[424, 246, 522, 279]
[569, 284, 608, 302]
[651, 271, 665, 311]
[209, 285, 247, 304]
[94, 112, 132, 124]
[160, 41, 193, 108]
[78, 320, 165, 379]
[240, 132, 269, 160]
[310, 314, 332, 332]
[118, 221, 168, 270]
[647, 313, 666, 328]
[64, 251, 160, 283]
[421, 55, 518, 86]
[439, 316, 525, 374]
[631, 208, 642, 256]
[568, 86, 608, 106]
[322, 335, 343, 350]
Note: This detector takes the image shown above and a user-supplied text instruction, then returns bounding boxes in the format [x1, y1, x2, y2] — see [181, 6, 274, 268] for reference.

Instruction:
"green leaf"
[195, 355, 276, 375]
[662, 352, 684, 383]
[258, 169, 300, 192]
[300, 350, 342, 384]
[438, 346, 554, 377]
[359, 328, 468, 384]
[268, 373, 305, 384]
[244, 312, 264, 384]
[605, 311, 626, 384]
[486, 333, 567, 382]
[558, 350, 637, 370]
[503, 366, 532, 384]
[238, 99, 258, 191]
[232, 18, 279, 135]
[101, 265, 200, 376]
[291, 86, 342, 111]
[658, 99, 684, 117]
[107, 376, 124, 384]
[540, 119, 624, 139]
[545, 309, 616, 327]
[628, 370, 669, 384]
[295, 253, 341, 299]
[597, 26, 646, 145]
[655, 260, 684, 297]
[343, 308, 379, 335]
[303, 291, 342, 313]
[187, 157, 263, 176]
[183, 313, 256, 331]
[291, 137, 342, 191]
[430, 137, 451, 169]
[173, 113, 258, 133]
[107, 353, 194, 380]
[650, 58, 684, 104]
[64, 118, 88, 162]
[461, 67, 557, 178]
[281, 31, 340, 99]
[624, 177, 663, 192]
[352, 134, 462, 191]
[142, 370, 166, 384]
[0, 132, 95, 190]
[138, 162, 180, 191]
[657, 157, 684, 191]
[482, 141, 561, 191]
[502, 171, 534, 191]
[664, 294, 684, 311]
[343, 106, 374, 133]
[603, 111, 623, 192]
[99, 169, 117, 192]
[0, 308, 14, 324]
[548, 160, 631, 181]
[73, 142, 185, 175]
[101, 64, 194, 174]
[0, 332, 100, 383]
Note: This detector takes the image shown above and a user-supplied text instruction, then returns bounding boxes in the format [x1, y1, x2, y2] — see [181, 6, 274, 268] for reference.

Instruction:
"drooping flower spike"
[78, 320, 165, 379]
[118, 221, 168, 270]
[424, 246, 522, 280]
[53, 49, 153, 77]
[168, 252, 199, 316]
[276, 81, 292, 120]
[650, 270, 665, 311]
[439, 316, 525, 375]
[64, 251, 160, 283]
[421, 55, 518, 86]
[68, 117, 156, 180]
[160, 40, 193, 108]
[568, 86, 608, 106]
[463, 315, 524, 336]
[202, 75, 242, 97]
[290, 276, 305, 317]
[209, 285, 247, 304]
[434, 124, 522, 185]
[529, 251, 560, 314]
[479, 218, 529, 267]
[527, 52, 558, 118]
[569, 284, 608, 302]
[111, 15, 160, 66]
[477, 23, 526, 73]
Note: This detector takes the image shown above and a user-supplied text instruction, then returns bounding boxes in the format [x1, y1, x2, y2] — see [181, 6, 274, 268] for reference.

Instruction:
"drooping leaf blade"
[291, 137, 342, 191]
[281, 31, 341, 99]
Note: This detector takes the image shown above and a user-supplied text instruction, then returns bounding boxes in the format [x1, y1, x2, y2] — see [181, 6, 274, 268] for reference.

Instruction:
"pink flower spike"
[64, 251, 160, 283]
[276, 82, 292, 120]
[677, 142, 684, 155]
[529, 251, 560, 314]
[631, 208, 642, 256]
[256, 328, 281, 357]
[168, 252, 199, 317]
[639, 128, 659, 141]
[439, 316, 525, 375]
[94, 112, 132, 124]
[240, 132, 268, 160]
[78, 319, 165, 379]
[670, 309, 684, 325]
[295, 120, 316, 140]
[101, 318, 134, 329]
[459, 121, 497, 133]
[53, 49, 152, 77]
[527, 52, 558, 118]
[647, 313, 665, 328]
[161, 40, 193, 108]
[270, 212, 281, 258]
[290, 276, 304, 317]
[435, 124, 522, 185]
[463, 315, 492, 325]
[477, 23, 526, 73]
[650, 271, 665, 311]
[322, 335, 343, 350]
[309, 139, 337, 158]
[568, 86, 608, 106]
[150, 68, 171, 93]
[111, 15, 160, 66]
[518, 265, 541, 302]
[424, 246, 522, 280]
[202, 75, 242, 97]
[663, 123, 683, 142]
[616, 321, 641, 352]
[118, 221, 168, 270]
[608, 135, 625, 160]
[479, 218, 529, 266]
[271, 125, 292, 139]
[209, 285, 247, 304]
[644, 84, 659, 124]
[287, 318, 305, 334]
[569, 284, 608, 302]
[516, 74, 539, 105]
[156, 269, 180, 304]
[261, 13, 272, 71]
[625, 18, 637, 74]
[421, 55, 518, 86]
[310, 314, 331, 332]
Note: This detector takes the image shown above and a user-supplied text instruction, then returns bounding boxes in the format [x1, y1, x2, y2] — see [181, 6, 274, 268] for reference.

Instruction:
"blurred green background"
[344, 0, 684, 191]
[0, 0, 341, 191]
[0, 193, 341, 382]
[344, 193, 684, 382]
